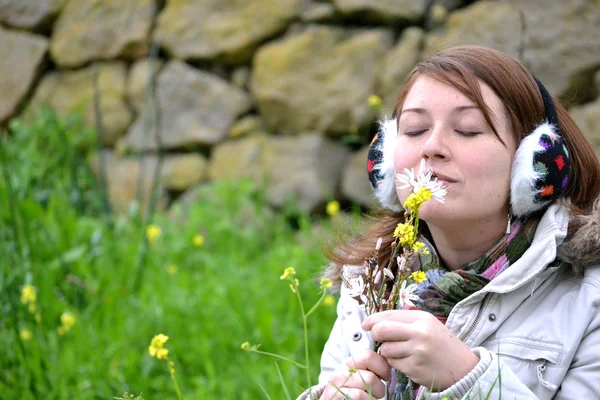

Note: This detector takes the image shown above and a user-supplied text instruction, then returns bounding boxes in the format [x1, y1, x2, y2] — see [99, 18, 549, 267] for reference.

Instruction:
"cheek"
[393, 141, 421, 173]
[464, 150, 513, 200]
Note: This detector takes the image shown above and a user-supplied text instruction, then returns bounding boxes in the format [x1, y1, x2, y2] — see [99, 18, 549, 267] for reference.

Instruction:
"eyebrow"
[400, 105, 480, 115]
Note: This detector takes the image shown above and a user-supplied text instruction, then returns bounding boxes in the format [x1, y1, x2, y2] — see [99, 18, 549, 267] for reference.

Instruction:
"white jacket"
[298, 203, 600, 399]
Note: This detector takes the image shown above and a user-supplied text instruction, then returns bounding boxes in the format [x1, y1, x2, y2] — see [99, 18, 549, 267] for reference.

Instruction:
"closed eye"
[403, 129, 428, 137]
[455, 130, 481, 137]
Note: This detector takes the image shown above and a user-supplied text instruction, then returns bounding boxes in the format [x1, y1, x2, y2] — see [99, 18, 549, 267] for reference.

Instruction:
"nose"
[421, 125, 450, 161]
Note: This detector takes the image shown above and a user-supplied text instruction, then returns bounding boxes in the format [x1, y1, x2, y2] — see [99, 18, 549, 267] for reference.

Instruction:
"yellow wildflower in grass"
[319, 278, 333, 290]
[411, 271, 427, 283]
[323, 294, 335, 307]
[192, 234, 205, 247]
[326, 200, 341, 217]
[240, 342, 250, 351]
[146, 224, 161, 244]
[368, 95, 383, 110]
[20, 329, 32, 341]
[58, 311, 76, 335]
[21, 284, 36, 304]
[149, 334, 169, 360]
[34, 313, 41, 324]
[403, 186, 433, 211]
[280, 267, 296, 280]
[166, 264, 178, 275]
[289, 278, 300, 294]
[393, 223, 416, 248]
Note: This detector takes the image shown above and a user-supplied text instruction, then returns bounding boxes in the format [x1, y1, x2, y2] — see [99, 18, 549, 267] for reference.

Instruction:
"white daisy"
[396, 159, 449, 203]
[398, 280, 419, 309]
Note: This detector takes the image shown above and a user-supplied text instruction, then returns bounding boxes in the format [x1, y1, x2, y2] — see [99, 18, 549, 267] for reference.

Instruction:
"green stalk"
[293, 285, 312, 388]
[304, 289, 327, 319]
[168, 362, 183, 400]
[249, 349, 307, 369]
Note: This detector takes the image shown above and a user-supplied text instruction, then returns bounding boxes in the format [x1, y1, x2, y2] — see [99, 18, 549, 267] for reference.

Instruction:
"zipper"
[458, 294, 490, 342]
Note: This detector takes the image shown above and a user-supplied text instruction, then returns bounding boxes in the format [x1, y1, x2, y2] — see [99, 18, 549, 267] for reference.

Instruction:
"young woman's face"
[394, 75, 517, 226]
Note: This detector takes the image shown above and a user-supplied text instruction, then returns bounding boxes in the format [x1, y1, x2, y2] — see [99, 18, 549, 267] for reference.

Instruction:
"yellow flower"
[323, 294, 335, 307]
[412, 241, 429, 255]
[149, 334, 169, 360]
[20, 329, 32, 341]
[60, 311, 76, 330]
[240, 342, 250, 351]
[166, 264, 178, 275]
[403, 186, 433, 211]
[326, 200, 340, 217]
[192, 234, 205, 247]
[280, 267, 296, 280]
[393, 223, 416, 248]
[411, 271, 427, 284]
[34, 313, 42, 324]
[319, 278, 333, 290]
[21, 285, 36, 304]
[146, 224, 161, 244]
[57, 311, 76, 335]
[368, 95, 383, 110]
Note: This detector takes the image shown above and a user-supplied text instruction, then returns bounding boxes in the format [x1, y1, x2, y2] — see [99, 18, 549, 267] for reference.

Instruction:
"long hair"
[324, 45, 600, 287]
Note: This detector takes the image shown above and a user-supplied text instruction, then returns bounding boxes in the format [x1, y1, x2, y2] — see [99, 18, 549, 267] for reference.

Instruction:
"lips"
[432, 171, 457, 184]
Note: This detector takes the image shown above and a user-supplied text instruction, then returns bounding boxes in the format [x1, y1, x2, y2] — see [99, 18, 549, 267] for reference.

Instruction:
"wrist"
[436, 350, 480, 391]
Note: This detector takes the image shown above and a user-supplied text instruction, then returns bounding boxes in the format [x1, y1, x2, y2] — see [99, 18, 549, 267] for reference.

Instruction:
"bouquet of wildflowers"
[342, 159, 448, 350]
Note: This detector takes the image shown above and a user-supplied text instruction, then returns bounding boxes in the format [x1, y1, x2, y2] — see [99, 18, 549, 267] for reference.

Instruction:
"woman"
[299, 46, 600, 399]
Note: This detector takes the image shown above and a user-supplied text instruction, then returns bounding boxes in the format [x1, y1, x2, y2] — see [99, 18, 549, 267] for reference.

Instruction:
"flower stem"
[168, 362, 182, 400]
[249, 349, 307, 369]
[294, 288, 312, 388]
[305, 289, 326, 319]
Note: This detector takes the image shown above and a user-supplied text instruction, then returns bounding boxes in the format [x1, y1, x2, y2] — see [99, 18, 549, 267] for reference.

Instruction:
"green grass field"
[0, 110, 349, 399]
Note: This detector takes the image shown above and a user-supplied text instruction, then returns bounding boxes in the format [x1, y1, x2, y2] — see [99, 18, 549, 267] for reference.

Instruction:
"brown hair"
[324, 45, 600, 286]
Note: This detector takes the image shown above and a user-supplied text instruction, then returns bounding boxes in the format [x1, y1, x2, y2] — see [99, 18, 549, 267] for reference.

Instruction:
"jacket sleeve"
[296, 287, 379, 400]
[421, 308, 600, 400]
[318, 289, 352, 385]
[294, 293, 349, 400]
[418, 347, 539, 399]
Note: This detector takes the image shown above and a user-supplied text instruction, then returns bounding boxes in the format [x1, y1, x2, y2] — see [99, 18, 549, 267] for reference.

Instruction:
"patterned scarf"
[389, 216, 541, 400]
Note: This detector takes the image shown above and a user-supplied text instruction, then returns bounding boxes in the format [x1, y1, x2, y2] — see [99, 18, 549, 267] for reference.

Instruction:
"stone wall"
[1, 0, 600, 214]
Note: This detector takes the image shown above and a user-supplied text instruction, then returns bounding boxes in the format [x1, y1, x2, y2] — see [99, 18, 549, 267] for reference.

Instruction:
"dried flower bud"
[397, 256, 407, 272]
[383, 268, 394, 280]
[374, 270, 382, 285]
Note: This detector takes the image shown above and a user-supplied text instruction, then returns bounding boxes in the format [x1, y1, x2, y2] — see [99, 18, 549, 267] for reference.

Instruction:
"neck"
[426, 215, 508, 271]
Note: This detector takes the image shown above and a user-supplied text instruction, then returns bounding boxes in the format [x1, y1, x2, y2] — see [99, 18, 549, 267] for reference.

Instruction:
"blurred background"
[1, 0, 599, 399]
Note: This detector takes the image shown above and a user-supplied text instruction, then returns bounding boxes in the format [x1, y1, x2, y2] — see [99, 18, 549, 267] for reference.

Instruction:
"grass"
[0, 109, 342, 399]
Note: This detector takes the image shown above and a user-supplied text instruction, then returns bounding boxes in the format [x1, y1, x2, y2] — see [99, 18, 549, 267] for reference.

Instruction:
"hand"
[362, 310, 479, 392]
[319, 350, 391, 400]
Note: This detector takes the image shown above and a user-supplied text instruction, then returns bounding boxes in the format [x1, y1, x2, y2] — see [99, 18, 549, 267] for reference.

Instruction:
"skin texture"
[362, 310, 479, 392]
[395, 75, 517, 271]
[319, 350, 391, 400]
[322, 76, 518, 397]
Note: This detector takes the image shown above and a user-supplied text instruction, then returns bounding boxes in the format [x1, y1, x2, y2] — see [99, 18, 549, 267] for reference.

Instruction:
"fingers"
[378, 340, 412, 360]
[362, 309, 427, 331]
[368, 320, 412, 343]
[344, 350, 391, 381]
[319, 387, 374, 400]
[322, 369, 386, 400]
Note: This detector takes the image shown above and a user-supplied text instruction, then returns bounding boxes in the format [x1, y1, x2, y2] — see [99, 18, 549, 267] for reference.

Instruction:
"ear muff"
[367, 117, 403, 212]
[366, 78, 571, 217]
[510, 77, 571, 217]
